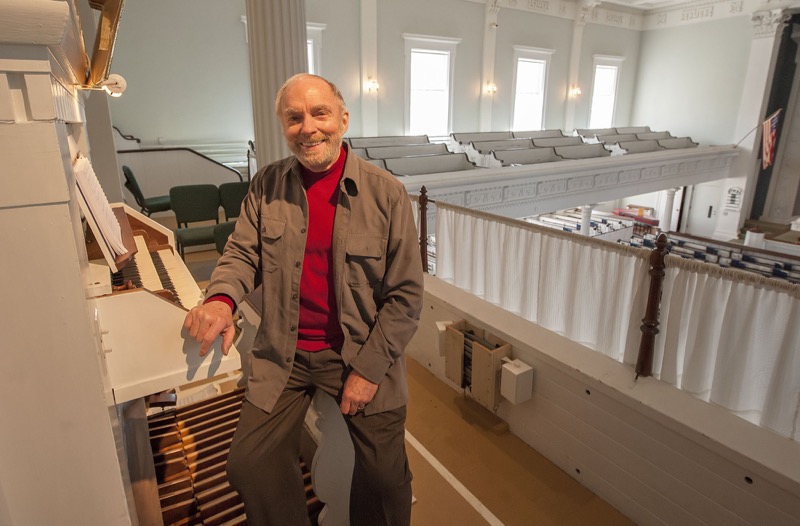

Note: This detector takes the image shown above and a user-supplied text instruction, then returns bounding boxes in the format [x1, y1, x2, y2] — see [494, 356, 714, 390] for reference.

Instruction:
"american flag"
[762, 109, 781, 170]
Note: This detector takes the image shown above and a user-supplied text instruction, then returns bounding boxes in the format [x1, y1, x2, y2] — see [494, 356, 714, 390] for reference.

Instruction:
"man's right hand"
[183, 301, 235, 356]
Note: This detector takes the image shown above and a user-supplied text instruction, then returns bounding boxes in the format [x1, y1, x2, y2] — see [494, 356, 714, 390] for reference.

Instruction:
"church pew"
[450, 131, 513, 145]
[636, 131, 674, 140]
[658, 137, 699, 149]
[384, 153, 479, 175]
[555, 143, 612, 159]
[469, 138, 534, 154]
[365, 143, 450, 159]
[512, 129, 566, 139]
[596, 133, 638, 144]
[618, 140, 664, 154]
[615, 126, 651, 134]
[366, 158, 387, 170]
[348, 135, 430, 148]
[491, 147, 562, 167]
[575, 127, 616, 139]
[532, 136, 584, 148]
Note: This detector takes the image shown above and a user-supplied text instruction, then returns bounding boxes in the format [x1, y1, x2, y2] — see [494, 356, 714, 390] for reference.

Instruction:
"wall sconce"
[486, 82, 498, 95]
[101, 74, 127, 97]
[568, 85, 582, 98]
[365, 77, 380, 93]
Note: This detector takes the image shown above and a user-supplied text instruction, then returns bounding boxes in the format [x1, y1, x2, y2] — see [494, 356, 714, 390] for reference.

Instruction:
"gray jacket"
[206, 146, 424, 415]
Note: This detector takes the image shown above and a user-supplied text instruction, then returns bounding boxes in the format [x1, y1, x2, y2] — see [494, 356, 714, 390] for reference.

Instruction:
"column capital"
[751, 8, 790, 39]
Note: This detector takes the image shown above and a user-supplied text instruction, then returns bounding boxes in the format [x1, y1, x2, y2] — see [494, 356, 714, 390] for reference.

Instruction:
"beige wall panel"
[24, 72, 55, 120]
[0, 121, 71, 208]
[0, 203, 130, 525]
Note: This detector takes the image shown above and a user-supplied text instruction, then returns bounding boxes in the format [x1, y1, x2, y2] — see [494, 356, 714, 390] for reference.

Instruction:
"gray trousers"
[226, 348, 412, 526]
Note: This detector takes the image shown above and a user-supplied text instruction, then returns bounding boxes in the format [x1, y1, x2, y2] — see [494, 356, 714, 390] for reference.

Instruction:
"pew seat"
[618, 140, 664, 154]
[512, 129, 566, 139]
[469, 138, 534, 154]
[596, 133, 638, 144]
[384, 153, 479, 175]
[365, 158, 387, 170]
[347, 135, 430, 148]
[576, 127, 616, 139]
[492, 147, 562, 166]
[636, 131, 673, 140]
[615, 126, 651, 134]
[532, 136, 584, 148]
[364, 143, 450, 159]
[451, 131, 513, 145]
[658, 137, 699, 149]
[554, 143, 611, 159]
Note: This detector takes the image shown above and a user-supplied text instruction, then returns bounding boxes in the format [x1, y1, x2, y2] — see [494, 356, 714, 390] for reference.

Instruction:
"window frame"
[306, 23, 326, 75]
[588, 54, 625, 129]
[510, 46, 555, 132]
[403, 33, 461, 136]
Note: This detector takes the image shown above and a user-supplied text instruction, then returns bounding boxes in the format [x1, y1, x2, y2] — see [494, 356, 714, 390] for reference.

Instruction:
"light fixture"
[486, 82, 497, 94]
[101, 74, 127, 97]
[568, 85, 582, 98]
[365, 77, 380, 93]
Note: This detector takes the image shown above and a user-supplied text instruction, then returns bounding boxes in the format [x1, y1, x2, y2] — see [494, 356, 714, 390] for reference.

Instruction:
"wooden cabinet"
[444, 320, 511, 411]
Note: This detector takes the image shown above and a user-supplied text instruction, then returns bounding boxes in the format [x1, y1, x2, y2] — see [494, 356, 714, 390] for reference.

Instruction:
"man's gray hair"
[274, 73, 347, 116]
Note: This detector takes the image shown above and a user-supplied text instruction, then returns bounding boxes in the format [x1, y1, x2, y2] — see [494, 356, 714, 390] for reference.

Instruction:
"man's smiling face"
[279, 76, 349, 172]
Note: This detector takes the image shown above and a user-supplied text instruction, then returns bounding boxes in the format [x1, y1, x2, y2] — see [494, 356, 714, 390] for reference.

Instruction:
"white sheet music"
[73, 156, 127, 256]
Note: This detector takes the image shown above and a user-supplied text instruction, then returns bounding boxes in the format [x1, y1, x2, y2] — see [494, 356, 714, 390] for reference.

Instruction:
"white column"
[564, 1, 596, 132]
[581, 204, 594, 236]
[660, 188, 677, 233]
[479, 1, 499, 131]
[712, 8, 789, 240]
[360, 0, 379, 136]
[245, 0, 307, 168]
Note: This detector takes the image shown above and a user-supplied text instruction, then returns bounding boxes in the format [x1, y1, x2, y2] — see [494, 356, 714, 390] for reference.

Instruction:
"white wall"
[631, 16, 752, 144]
[109, 0, 253, 145]
[579, 23, 642, 129]
[376, 0, 485, 135]
[306, 0, 363, 136]
[492, 8, 573, 132]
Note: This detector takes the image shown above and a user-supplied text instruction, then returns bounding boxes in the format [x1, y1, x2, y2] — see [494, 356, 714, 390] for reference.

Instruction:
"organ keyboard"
[87, 202, 241, 405]
[113, 234, 203, 310]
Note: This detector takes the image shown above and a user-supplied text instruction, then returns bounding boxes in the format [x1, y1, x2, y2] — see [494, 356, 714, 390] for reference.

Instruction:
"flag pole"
[733, 108, 782, 148]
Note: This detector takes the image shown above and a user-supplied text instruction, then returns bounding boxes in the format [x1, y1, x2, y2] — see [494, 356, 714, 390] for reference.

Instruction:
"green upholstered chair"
[219, 181, 250, 221]
[213, 221, 237, 255]
[122, 165, 171, 216]
[169, 184, 221, 258]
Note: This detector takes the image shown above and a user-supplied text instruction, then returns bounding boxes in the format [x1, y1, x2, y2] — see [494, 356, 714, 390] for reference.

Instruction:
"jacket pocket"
[345, 234, 387, 286]
[261, 218, 286, 272]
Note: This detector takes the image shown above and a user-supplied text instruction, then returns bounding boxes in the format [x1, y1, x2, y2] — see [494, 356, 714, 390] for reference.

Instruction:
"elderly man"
[183, 73, 424, 525]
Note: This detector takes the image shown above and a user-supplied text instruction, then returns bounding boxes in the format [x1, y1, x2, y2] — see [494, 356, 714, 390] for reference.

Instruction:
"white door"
[685, 181, 721, 238]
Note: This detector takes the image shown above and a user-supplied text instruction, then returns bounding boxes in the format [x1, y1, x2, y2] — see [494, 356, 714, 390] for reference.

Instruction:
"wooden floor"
[180, 245, 632, 525]
[405, 358, 632, 526]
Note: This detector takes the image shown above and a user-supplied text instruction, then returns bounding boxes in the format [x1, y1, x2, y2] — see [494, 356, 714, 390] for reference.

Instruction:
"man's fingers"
[183, 310, 194, 330]
[184, 304, 234, 356]
[221, 326, 235, 356]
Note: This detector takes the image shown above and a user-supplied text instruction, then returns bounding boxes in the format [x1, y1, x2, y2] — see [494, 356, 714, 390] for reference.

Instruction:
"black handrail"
[117, 147, 243, 181]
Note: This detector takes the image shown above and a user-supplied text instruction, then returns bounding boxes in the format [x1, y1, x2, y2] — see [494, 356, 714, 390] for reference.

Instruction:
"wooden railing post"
[636, 233, 669, 379]
[418, 186, 429, 273]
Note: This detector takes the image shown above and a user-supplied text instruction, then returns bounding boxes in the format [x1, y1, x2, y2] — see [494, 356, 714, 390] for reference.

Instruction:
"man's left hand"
[341, 369, 378, 415]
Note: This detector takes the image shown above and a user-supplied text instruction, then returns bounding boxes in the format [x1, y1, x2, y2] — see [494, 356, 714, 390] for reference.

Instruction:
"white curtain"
[435, 203, 651, 363]
[654, 258, 800, 440]
[434, 201, 800, 441]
